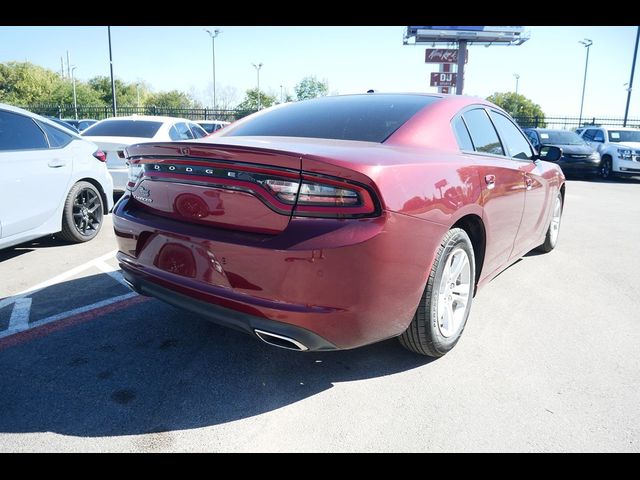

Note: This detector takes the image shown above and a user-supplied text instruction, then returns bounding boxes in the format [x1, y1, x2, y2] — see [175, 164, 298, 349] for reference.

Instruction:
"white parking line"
[7, 298, 32, 333]
[0, 292, 137, 341]
[94, 259, 130, 288]
[0, 249, 118, 310]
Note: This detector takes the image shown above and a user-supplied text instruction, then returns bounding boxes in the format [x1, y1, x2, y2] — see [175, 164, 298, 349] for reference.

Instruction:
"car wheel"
[399, 228, 475, 357]
[600, 156, 613, 180]
[58, 181, 104, 243]
[536, 191, 563, 253]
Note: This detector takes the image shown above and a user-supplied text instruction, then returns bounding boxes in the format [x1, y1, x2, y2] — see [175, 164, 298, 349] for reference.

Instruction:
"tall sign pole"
[108, 26, 117, 117]
[624, 26, 640, 127]
[455, 40, 467, 95]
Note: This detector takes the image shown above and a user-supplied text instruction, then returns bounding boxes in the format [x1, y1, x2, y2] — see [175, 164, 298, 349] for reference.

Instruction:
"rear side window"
[82, 120, 162, 138]
[188, 123, 207, 138]
[451, 116, 474, 151]
[582, 129, 596, 141]
[199, 123, 215, 134]
[170, 122, 194, 140]
[593, 130, 605, 142]
[462, 108, 504, 156]
[36, 120, 73, 148]
[0, 110, 49, 151]
[225, 94, 438, 142]
[488, 111, 534, 160]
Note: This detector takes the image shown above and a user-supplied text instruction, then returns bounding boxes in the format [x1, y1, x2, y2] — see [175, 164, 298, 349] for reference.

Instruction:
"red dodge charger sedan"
[114, 94, 565, 356]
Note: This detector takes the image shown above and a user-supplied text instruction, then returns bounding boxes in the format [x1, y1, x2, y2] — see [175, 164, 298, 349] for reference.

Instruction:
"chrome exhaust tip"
[254, 329, 309, 351]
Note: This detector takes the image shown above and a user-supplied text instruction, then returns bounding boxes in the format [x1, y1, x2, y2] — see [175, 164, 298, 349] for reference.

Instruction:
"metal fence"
[19, 104, 257, 122]
[513, 115, 640, 130]
[17, 104, 640, 131]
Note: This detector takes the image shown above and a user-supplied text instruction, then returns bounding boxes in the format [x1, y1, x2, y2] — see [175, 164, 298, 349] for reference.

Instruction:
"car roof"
[0, 103, 82, 138]
[97, 115, 195, 123]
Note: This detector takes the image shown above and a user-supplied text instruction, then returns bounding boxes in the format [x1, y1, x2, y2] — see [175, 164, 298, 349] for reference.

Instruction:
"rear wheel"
[58, 181, 104, 243]
[536, 191, 563, 253]
[399, 228, 475, 357]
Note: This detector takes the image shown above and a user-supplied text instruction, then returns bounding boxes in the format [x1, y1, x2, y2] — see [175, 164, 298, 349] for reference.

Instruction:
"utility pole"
[60, 56, 65, 79]
[108, 26, 117, 117]
[71, 66, 78, 120]
[624, 27, 640, 127]
[66, 50, 71, 79]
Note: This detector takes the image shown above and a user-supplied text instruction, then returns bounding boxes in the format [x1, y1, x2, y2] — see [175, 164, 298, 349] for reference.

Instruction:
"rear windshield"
[225, 94, 438, 142]
[540, 131, 585, 145]
[82, 120, 162, 138]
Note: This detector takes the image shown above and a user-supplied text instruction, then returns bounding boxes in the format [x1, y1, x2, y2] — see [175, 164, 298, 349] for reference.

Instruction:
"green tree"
[486, 92, 546, 127]
[145, 90, 197, 109]
[294, 75, 328, 101]
[88, 76, 141, 106]
[0, 61, 65, 104]
[236, 88, 277, 111]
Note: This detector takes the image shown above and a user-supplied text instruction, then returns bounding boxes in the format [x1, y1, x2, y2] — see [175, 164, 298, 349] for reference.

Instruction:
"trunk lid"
[125, 141, 303, 234]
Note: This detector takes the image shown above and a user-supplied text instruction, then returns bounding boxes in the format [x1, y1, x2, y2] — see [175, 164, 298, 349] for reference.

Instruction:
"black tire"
[399, 228, 475, 357]
[58, 181, 104, 243]
[600, 156, 613, 180]
[536, 191, 563, 253]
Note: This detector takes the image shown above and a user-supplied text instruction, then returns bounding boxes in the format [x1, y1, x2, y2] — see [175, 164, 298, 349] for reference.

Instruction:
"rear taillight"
[93, 150, 107, 162]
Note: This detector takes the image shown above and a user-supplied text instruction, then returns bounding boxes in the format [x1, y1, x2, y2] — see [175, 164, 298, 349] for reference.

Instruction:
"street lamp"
[204, 28, 221, 111]
[578, 38, 593, 128]
[136, 83, 140, 109]
[513, 73, 520, 95]
[280, 84, 283, 103]
[71, 65, 78, 120]
[252, 62, 263, 110]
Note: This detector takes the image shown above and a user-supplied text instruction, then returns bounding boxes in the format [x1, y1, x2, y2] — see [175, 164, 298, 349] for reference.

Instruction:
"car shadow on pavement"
[0, 236, 76, 263]
[0, 273, 434, 438]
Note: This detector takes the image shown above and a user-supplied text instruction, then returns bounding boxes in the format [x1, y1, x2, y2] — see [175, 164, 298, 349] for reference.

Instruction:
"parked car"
[81, 116, 208, 192]
[0, 104, 114, 249]
[578, 126, 640, 179]
[197, 120, 230, 134]
[44, 116, 79, 133]
[114, 94, 564, 357]
[523, 128, 601, 177]
[62, 118, 98, 132]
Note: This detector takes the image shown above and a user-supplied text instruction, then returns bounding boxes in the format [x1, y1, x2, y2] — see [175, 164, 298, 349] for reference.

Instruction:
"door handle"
[48, 158, 66, 168]
[484, 174, 496, 190]
[525, 177, 533, 190]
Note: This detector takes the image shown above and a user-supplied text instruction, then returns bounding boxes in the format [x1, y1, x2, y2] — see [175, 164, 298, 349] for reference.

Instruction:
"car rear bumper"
[113, 195, 445, 350]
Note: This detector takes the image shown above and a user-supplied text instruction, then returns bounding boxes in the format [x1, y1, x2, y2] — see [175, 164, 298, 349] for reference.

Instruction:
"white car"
[81, 115, 208, 191]
[197, 120, 231, 134]
[0, 104, 114, 249]
[579, 126, 640, 179]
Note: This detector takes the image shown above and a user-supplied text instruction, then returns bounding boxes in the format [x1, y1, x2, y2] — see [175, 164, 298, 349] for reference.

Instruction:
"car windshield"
[608, 130, 640, 143]
[225, 94, 438, 142]
[540, 131, 585, 145]
[82, 120, 162, 138]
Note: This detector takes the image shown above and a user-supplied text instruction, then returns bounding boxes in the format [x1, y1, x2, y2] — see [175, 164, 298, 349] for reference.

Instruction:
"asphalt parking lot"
[1, 178, 639, 452]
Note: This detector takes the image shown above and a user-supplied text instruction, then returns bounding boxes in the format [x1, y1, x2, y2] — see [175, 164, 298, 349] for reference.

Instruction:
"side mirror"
[538, 145, 562, 162]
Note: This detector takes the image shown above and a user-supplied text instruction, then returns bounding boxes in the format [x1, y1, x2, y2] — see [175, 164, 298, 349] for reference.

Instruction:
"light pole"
[71, 65, 78, 120]
[624, 27, 639, 127]
[280, 85, 283, 103]
[513, 73, 520, 95]
[136, 83, 140, 109]
[252, 63, 263, 110]
[108, 26, 117, 117]
[578, 38, 593, 128]
[205, 28, 221, 111]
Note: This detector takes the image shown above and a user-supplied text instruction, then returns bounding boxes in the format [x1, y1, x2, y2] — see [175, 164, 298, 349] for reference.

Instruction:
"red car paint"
[113, 94, 564, 350]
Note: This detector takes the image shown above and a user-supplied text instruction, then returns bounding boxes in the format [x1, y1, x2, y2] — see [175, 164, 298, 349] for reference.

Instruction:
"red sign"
[425, 49, 467, 64]
[430, 72, 457, 87]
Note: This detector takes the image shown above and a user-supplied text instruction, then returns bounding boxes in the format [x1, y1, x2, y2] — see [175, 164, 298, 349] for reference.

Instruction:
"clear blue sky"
[0, 26, 638, 117]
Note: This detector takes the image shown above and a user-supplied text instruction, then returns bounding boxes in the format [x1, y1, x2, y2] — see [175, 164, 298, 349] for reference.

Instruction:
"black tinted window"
[82, 120, 162, 138]
[225, 94, 438, 142]
[582, 129, 596, 141]
[0, 110, 48, 151]
[593, 130, 605, 142]
[199, 123, 216, 134]
[189, 123, 207, 138]
[36, 120, 73, 148]
[489, 111, 534, 160]
[452, 116, 474, 151]
[462, 108, 504, 156]
[524, 130, 539, 146]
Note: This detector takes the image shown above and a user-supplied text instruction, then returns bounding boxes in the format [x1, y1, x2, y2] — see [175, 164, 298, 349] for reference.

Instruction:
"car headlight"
[589, 151, 601, 160]
[617, 148, 632, 160]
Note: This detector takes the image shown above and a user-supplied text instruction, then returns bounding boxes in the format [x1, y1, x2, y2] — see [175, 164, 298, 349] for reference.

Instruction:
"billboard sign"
[430, 72, 457, 87]
[405, 26, 528, 46]
[425, 49, 468, 64]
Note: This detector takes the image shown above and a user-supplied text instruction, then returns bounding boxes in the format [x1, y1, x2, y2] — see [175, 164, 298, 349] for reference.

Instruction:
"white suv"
[579, 126, 640, 179]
